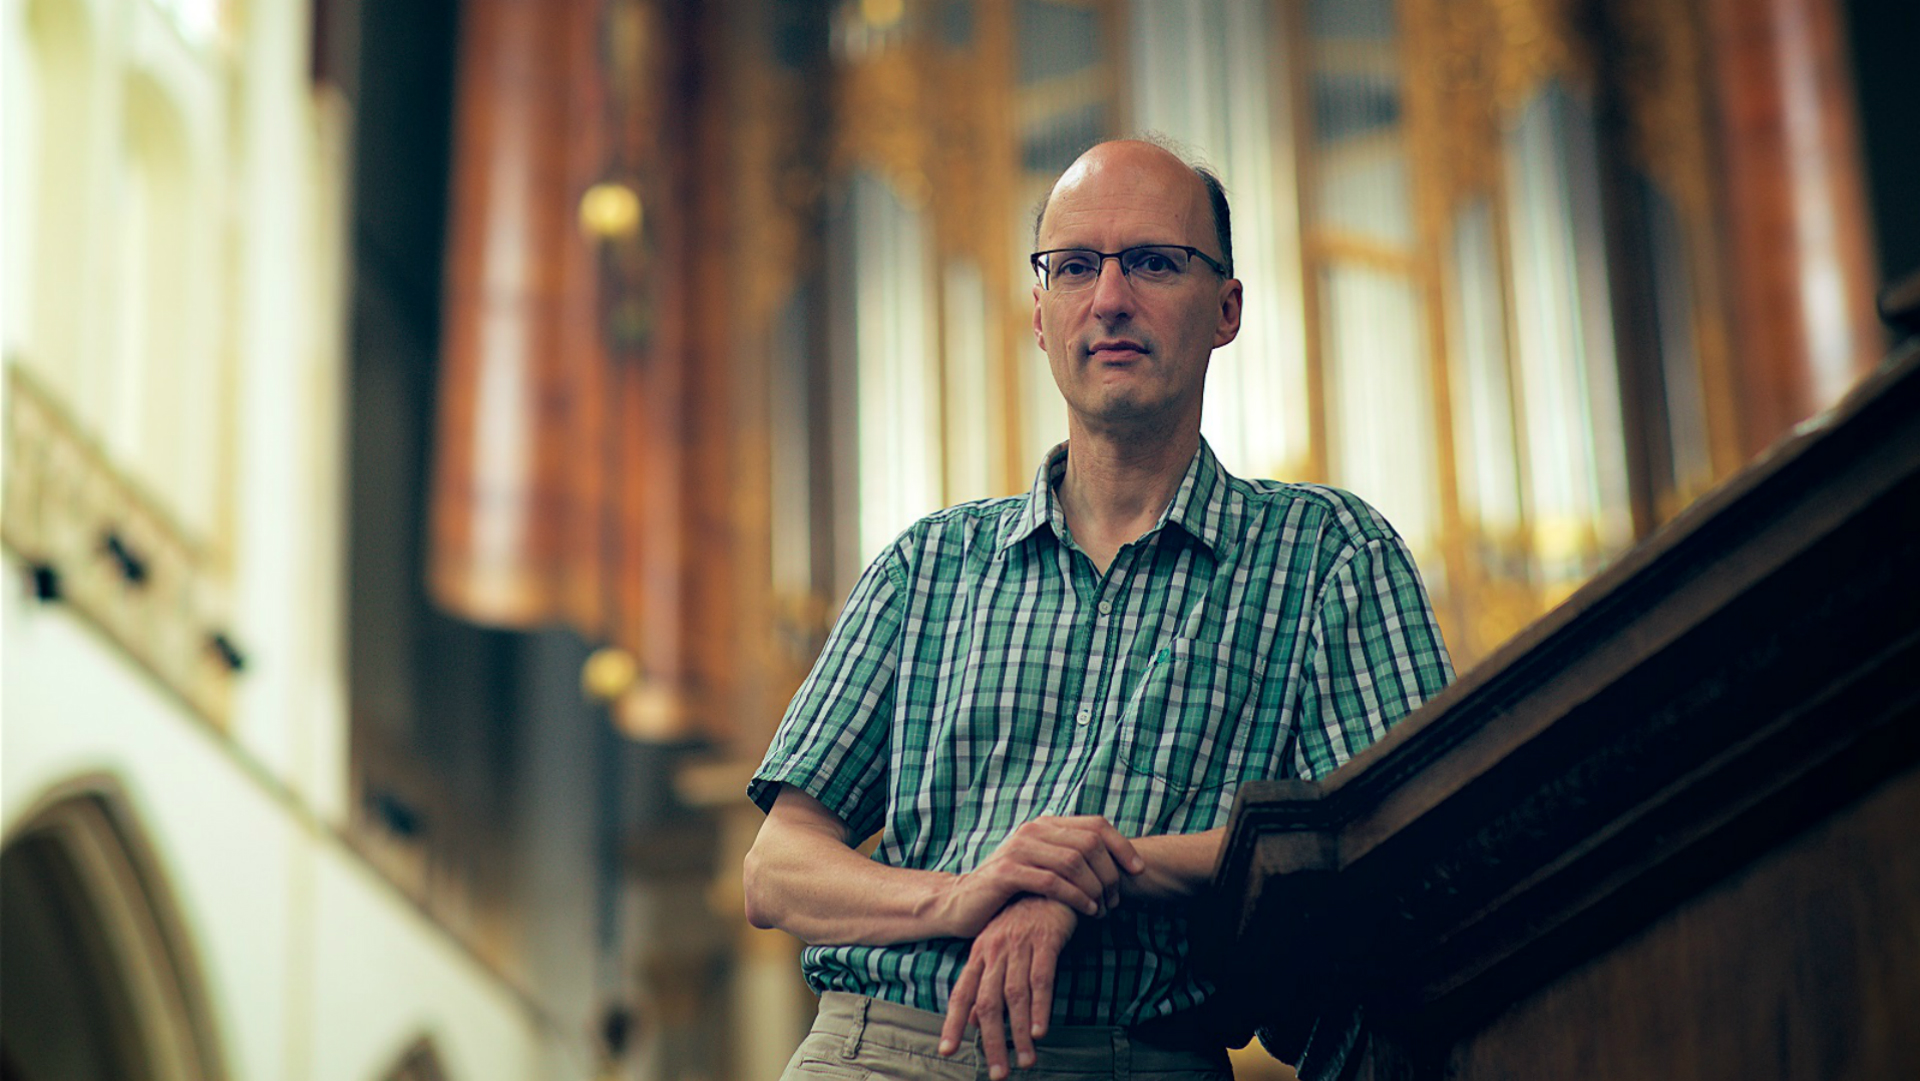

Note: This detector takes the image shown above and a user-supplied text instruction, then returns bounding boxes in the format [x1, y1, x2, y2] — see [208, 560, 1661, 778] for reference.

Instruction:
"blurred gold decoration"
[581, 645, 640, 701]
[1489, 0, 1589, 110]
[614, 679, 693, 742]
[1531, 513, 1601, 568]
[860, 0, 905, 29]
[835, 44, 933, 195]
[579, 181, 643, 239]
[1418, 0, 1504, 204]
[1609, 0, 1715, 227]
[734, 68, 814, 324]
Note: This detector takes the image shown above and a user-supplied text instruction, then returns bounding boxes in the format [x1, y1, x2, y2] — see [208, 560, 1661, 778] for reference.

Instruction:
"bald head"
[1033, 140, 1234, 276]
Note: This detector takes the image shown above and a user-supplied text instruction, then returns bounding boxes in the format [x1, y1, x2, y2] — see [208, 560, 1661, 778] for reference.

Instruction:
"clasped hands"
[932, 815, 1144, 1080]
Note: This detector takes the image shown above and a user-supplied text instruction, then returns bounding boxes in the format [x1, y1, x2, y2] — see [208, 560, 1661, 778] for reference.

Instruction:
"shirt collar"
[997, 438, 1238, 559]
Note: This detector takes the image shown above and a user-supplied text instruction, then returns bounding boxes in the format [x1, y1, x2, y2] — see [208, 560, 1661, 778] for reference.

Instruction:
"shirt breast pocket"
[1119, 637, 1264, 796]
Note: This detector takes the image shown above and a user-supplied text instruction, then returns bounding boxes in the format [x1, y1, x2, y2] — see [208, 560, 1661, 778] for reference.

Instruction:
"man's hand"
[932, 815, 1145, 938]
[938, 896, 1079, 1079]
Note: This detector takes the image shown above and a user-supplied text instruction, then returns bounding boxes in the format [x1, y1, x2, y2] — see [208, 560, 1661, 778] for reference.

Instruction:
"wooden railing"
[1199, 331, 1920, 1079]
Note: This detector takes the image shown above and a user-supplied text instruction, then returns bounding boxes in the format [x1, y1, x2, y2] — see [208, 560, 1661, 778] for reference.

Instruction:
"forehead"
[1039, 148, 1211, 250]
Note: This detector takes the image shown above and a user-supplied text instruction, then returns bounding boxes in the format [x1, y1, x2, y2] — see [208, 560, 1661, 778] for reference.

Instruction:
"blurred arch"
[377, 1036, 452, 1081]
[0, 776, 228, 1081]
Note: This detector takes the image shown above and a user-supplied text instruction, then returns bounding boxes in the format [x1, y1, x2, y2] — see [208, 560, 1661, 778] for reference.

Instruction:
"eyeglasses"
[1030, 245, 1231, 292]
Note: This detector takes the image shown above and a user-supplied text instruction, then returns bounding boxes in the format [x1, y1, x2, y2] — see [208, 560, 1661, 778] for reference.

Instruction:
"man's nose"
[1089, 256, 1135, 316]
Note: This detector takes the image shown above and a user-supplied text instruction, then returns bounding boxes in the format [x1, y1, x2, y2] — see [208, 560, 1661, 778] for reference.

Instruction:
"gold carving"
[1488, 0, 1591, 111]
[861, 0, 905, 28]
[1608, 0, 1712, 218]
[735, 64, 817, 327]
[1415, 0, 1505, 204]
[827, 0, 1034, 498]
[834, 44, 937, 201]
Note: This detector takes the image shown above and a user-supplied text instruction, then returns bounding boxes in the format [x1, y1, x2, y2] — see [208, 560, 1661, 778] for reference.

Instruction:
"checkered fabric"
[750, 439, 1453, 1026]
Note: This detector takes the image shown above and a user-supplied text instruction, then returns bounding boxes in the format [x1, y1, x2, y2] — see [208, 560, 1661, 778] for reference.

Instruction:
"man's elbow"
[741, 841, 781, 930]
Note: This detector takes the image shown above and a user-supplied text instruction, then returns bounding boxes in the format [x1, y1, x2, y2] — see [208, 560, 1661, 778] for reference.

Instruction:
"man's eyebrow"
[1042, 241, 1191, 252]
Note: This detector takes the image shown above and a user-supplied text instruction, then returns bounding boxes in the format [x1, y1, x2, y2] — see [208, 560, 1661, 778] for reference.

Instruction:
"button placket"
[1064, 568, 1139, 813]
[1073, 595, 1108, 737]
[1077, 572, 1127, 732]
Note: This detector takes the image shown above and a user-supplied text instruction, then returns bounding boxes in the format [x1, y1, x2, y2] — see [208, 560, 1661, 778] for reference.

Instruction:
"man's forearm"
[743, 790, 963, 946]
[1119, 827, 1226, 905]
[745, 787, 1145, 947]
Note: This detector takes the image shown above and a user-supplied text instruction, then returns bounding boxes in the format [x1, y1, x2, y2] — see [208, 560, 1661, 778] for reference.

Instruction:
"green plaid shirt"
[750, 439, 1452, 1026]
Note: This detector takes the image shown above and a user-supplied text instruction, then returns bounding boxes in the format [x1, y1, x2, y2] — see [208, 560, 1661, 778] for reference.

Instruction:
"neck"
[1055, 420, 1199, 569]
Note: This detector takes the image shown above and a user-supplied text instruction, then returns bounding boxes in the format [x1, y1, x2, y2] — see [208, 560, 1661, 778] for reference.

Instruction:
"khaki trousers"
[779, 992, 1234, 1080]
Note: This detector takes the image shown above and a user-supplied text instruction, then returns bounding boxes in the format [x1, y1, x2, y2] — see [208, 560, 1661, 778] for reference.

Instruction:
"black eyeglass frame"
[1029, 244, 1233, 291]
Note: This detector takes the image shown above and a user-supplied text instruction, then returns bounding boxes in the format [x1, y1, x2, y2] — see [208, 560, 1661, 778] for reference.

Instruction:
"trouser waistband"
[810, 991, 1232, 1073]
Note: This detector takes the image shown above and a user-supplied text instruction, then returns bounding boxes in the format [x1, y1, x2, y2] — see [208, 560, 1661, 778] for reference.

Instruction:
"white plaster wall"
[307, 853, 548, 1081]
[1, 0, 564, 1076]
[224, 0, 351, 817]
[1, 0, 34, 357]
[2, 563, 549, 1081]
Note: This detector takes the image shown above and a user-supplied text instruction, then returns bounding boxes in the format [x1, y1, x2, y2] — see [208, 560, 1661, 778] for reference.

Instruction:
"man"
[744, 139, 1453, 1079]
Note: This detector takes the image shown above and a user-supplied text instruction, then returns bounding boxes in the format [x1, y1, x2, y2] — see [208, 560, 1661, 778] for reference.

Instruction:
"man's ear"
[1032, 285, 1047, 350]
[1213, 278, 1244, 349]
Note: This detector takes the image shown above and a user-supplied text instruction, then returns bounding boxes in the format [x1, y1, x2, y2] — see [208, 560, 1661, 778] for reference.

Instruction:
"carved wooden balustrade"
[1199, 327, 1920, 1080]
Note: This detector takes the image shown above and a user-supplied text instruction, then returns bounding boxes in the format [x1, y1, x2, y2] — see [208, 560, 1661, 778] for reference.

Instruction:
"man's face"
[1032, 142, 1242, 438]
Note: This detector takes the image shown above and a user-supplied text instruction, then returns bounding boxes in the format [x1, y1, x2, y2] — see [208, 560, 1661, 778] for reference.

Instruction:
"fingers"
[943, 898, 1077, 1074]
[1058, 816, 1145, 911]
[1075, 815, 1147, 877]
[1020, 816, 1145, 878]
[1006, 940, 1037, 1071]
[1029, 932, 1059, 1042]
[1053, 828, 1123, 912]
[1004, 864, 1103, 919]
[985, 816, 1144, 918]
[975, 949, 1011, 1080]
[1004, 835, 1110, 916]
[939, 954, 981, 1056]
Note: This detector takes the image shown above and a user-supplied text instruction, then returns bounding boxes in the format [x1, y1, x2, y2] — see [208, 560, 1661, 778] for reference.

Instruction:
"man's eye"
[1130, 251, 1176, 274]
[1056, 255, 1097, 277]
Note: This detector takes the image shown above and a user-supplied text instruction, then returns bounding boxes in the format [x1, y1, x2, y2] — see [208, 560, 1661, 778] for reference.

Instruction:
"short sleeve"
[1292, 534, 1454, 780]
[748, 551, 905, 843]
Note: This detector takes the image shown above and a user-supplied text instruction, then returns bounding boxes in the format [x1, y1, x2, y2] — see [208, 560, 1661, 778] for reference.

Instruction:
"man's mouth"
[1088, 339, 1148, 361]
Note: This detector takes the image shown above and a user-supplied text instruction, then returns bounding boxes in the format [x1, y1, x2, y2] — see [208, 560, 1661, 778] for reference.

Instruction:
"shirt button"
[1075, 708, 1092, 726]
[1097, 600, 1112, 616]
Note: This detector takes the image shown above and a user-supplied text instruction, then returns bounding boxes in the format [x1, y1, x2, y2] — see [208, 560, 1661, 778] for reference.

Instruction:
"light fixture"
[579, 182, 643, 240]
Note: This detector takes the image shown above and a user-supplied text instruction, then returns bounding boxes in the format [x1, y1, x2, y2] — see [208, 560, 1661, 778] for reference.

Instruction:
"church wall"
[1, 0, 589, 1076]
[1, 567, 549, 1081]
[222, 0, 352, 823]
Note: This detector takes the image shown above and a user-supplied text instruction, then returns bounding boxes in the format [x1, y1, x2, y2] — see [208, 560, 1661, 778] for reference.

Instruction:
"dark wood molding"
[1200, 342, 1920, 1078]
